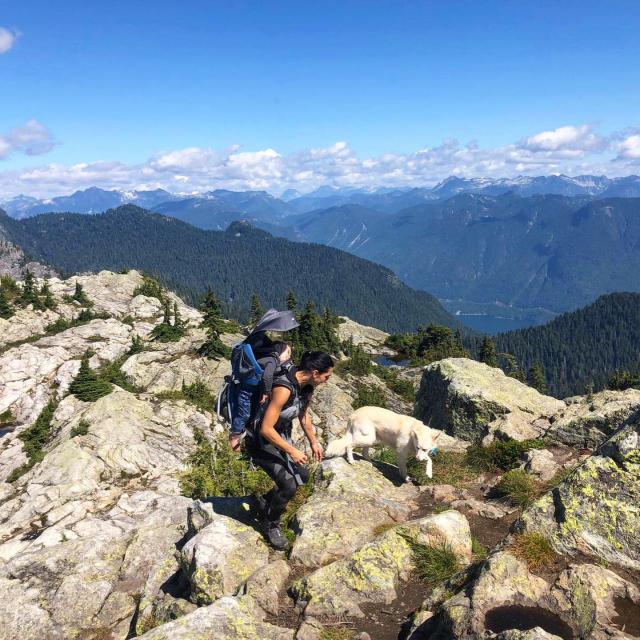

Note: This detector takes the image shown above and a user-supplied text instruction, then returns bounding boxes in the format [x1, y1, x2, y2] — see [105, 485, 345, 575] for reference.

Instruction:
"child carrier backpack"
[216, 341, 265, 432]
[216, 308, 300, 434]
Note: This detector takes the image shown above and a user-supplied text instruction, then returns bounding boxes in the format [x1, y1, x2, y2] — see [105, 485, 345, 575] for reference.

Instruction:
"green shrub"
[372, 446, 398, 465]
[471, 537, 488, 560]
[8, 396, 59, 481]
[133, 275, 166, 302]
[336, 343, 372, 376]
[156, 380, 216, 414]
[71, 419, 90, 437]
[282, 471, 317, 544]
[180, 429, 273, 499]
[373, 366, 416, 403]
[494, 469, 537, 507]
[352, 381, 386, 409]
[68, 352, 113, 402]
[402, 535, 461, 588]
[128, 334, 145, 354]
[511, 532, 556, 571]
[0, 408, 14, 427]
[98, 356, 138, 393]
[466, 439, 545, 472]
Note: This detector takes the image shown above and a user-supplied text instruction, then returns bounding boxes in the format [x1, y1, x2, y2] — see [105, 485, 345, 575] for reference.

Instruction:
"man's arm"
[299, 408, 323, 461]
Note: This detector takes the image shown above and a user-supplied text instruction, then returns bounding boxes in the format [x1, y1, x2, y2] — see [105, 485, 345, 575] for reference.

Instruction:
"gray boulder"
[415, 358, 564, 443]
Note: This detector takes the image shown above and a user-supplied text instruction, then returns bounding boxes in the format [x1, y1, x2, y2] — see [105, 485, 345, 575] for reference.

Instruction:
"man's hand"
[310, 440, 323, 462]
[260, 394, 268, 404]
[289, 448, 308, 465]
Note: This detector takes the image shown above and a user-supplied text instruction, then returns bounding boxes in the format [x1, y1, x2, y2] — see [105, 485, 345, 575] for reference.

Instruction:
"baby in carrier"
[229, 332, 292, 451]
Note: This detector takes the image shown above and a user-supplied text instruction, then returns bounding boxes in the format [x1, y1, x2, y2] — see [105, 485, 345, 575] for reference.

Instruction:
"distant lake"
[375, 354, 410, 367]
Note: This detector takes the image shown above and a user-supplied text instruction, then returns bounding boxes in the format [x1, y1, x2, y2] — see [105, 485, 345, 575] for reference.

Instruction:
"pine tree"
[0, 287, 14, 319]
[249, 294, 264, 326]
[198, 288, 231, 359]
[150, 300, 186, 342]
[320, 306, 341, 354]
[19, 270, 40, 307]
[200, 288, 228, 334]
[72, 281, 91, 306]
[501, 353, 525, 381]
[527, 362, 548, 394]
[297, 301, 323, 352]
[69, 352, 113, 402]
[479, 336, 498, 367]
[40, 281, 56, 310]
[286, 290, 298, 312]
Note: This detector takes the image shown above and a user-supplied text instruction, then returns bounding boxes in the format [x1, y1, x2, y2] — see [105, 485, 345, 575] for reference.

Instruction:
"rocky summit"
[0, 270, 638, 640]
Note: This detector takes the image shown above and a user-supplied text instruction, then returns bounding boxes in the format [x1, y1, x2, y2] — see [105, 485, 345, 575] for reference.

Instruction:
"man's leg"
[248, 444, 303, 549]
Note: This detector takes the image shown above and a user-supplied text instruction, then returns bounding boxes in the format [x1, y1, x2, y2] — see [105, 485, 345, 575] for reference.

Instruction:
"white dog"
[325, 406, 441, 482]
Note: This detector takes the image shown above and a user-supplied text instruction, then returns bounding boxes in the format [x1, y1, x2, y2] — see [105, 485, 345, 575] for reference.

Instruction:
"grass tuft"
[493, 469, 537, 508]
[510, 532, 556, 572]
[465, 439, 545, 472]
[401, 533, 461, 588]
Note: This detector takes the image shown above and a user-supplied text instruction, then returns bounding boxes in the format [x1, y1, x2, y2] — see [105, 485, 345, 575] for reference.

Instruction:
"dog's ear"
[432, 430, 441, 443]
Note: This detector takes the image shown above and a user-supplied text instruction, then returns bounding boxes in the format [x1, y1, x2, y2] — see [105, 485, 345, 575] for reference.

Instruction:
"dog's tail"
[325, 431, 352, 458]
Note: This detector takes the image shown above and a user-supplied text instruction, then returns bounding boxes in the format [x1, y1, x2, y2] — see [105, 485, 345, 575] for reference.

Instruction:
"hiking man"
[245, 350, 334, 549]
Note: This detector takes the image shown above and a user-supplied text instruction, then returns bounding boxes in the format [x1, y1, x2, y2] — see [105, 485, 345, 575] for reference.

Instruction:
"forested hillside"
[495, 292, 640, 397]
[0, 206, 458, 332]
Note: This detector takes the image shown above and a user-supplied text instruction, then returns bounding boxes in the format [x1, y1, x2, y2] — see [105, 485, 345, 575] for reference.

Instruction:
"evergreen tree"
[198, 288, 231, 359]
[150, 301, 186, 342]
[40, 281, 56, 310]
[200, 288, 228, 333]
[69, 352, 113, 402]
[72, 281, 91, 306]
[500, 353, 525, 381]
[320, 307, 341, 354]
[297, 301, 323, 352]
[479, 336, 498, 367]
[527, 362, 548, 394]
[0, 288, 14, 319]
[19, 270, 40, 307]
[415, 324, 467, 363]
[249, 294, 264, 326]
[286, 290, 298, 312]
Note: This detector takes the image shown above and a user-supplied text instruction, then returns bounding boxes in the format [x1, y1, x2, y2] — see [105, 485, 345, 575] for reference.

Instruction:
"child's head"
[273, 341, 292, 362]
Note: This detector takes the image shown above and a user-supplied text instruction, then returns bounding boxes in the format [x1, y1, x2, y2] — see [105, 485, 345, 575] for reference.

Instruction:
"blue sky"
[1, 0, 639, 196]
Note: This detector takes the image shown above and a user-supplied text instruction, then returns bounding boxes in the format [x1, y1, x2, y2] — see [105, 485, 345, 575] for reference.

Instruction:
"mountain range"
[3, 174, 640, 221]
[0, 206, 458, 333]
[3, 175, 640, 332]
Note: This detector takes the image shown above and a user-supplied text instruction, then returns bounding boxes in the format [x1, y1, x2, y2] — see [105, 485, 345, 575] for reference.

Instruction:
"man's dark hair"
[299, 351, 334, 373]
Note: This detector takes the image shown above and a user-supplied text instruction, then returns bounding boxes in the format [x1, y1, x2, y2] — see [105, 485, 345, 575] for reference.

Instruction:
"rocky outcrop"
[290, 457, 419, 569]
[415, 358, 565, 443]
[0, 237, 57, 280]
[336, 316, 391, 354]
[518, 416, 640, 571]
[179, 502, 269, 605]
[544, 388, 640, 448]
[293, 510, 472, 618]
[409, 550, 640, 640]
[135, 595, 295, 640]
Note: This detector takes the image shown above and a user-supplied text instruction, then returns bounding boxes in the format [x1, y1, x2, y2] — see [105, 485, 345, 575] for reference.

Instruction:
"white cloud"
[0, 119, 57, 159]
[1, 123, 639, 199]
[616, 134, 640, 160]
[519, 125, 605, 154]
[0, 27, 19, 54]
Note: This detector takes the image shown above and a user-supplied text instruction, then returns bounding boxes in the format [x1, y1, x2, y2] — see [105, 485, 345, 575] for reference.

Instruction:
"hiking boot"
[254, 494, 268, 519]
[264, 520, 288, 551]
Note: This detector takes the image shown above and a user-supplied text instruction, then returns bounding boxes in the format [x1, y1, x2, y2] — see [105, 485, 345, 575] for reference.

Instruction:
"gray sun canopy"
[248, 308, 300, 337]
